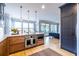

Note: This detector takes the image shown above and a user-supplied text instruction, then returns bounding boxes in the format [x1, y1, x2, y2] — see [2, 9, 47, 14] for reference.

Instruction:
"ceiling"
[4, 3, 64, 23]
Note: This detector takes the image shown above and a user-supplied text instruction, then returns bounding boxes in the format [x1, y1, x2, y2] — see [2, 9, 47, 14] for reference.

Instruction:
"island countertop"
[0, 32, 44, 42]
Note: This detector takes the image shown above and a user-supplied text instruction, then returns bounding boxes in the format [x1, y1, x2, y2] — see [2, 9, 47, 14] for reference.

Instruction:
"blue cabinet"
[60, 3, 77, 55]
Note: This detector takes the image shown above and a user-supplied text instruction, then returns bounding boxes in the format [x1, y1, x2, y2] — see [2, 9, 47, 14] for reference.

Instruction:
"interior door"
[61, 14, 77, 54]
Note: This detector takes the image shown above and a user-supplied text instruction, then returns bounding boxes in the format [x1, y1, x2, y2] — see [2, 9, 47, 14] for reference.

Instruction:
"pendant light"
[34, 11, 37, 32]
[27, 10, 30, 35]
[35, 11, 37, 20]
[27, 10, 30, 20]
[20, 5, 23, 34]
[20, 5, 22, 20]
[42, 4, 45, 9]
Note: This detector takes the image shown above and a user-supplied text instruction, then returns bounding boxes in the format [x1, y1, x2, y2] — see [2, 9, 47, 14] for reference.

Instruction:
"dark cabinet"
[60, 3, 77, 55]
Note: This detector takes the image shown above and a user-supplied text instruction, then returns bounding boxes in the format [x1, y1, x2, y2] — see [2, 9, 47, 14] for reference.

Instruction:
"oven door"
[25, 39, 31, 47]
[32, 39, 36, 44]
[27, 39, 31, 45]
[30, 38, 36, 44]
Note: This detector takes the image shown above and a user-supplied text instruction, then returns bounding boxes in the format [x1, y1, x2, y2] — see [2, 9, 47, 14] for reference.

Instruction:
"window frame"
[39, 20, 59, 34]
[11, 18, 36, 35]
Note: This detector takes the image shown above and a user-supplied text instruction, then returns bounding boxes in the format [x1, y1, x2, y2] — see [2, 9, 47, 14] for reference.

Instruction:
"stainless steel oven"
[25, 36, 36, 47]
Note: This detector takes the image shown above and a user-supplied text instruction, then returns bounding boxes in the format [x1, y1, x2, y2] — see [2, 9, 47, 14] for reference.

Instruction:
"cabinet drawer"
[36, 40, 44, 45]
[9, 36, 25, 45]
[9, 43, 25, 54]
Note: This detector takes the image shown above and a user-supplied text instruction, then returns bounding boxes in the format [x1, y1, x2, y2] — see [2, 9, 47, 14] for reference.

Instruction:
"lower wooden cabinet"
[9, 36, 25, 45]
[0, 34, 44, 56]
[36, 39, 44, 45]
[0, 43, 4, 56]
[9, 43, 25, 54]
[0, 39, 9, 56]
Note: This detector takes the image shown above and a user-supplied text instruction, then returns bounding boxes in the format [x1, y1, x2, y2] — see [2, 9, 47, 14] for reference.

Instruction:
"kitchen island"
[0, 33, 44, 56]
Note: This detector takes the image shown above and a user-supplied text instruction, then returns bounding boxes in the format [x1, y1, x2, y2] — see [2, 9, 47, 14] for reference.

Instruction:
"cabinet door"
[9, 36, 25, 45]
[0, 42, 4, 56]
[9, 43, 25, 54]
[61, 14, 77, 54]
[61, 4, 76, 17]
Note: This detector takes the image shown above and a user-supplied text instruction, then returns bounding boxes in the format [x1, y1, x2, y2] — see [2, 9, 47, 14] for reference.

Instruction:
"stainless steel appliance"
[25, 36, 36, 47]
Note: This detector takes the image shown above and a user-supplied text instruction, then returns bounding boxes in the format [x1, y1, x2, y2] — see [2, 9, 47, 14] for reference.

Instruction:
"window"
[40, 22, 59, 34]
[0, 16, 4, 27]
[41, 23, 46, 33]
[23, 22, 28, 34]
[0, 27, 4, 40]
[23, 22, 35, 34]
[0, 15, 4, 41]
[0, 4, 4, 41]
[29, 23, 35, 34]
[14, 22, 22, 28]
[40, 23, 50, 34]
[45, 24, 49, 34]
[12, 21, 22, 34]
[51, 24, 57, 33]
[10, 17, 38, 35]
[11, 20, 36, 35]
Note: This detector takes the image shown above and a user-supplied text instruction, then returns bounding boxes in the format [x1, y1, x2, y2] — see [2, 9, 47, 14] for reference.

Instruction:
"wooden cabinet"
[0, 42, 4, 56]
[9, 36, 25, 45]
[37, 39, 44, 45]
[0, 39, 9, 56]
[8, 36, 25, 54]
[60, 3, 77, 55]
[36, 34, 44, 45]
[9, 43, 25, 54]
[0, 34, 44, 56]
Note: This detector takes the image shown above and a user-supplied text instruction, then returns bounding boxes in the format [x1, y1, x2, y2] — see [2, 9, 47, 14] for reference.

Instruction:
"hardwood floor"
[9, 37, 75, 56]
[47, 37, 75, 56]
[10, 45, 47, 56]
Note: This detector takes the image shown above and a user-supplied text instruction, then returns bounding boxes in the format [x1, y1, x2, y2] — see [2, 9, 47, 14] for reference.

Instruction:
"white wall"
[77, 4, 79, 56]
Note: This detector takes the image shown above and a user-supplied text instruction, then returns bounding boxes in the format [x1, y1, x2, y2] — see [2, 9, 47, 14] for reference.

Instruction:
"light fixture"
[20, 5, 22, 20]
[42, 4, 45, 9]
[20, 5, 23, 34]
[35, 11, 37, 20]
[27, 10, 30, 35]
[27, 10, 30, 19]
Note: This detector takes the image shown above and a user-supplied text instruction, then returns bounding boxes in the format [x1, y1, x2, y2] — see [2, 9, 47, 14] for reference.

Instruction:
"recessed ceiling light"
[42, 4, 45, 9]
